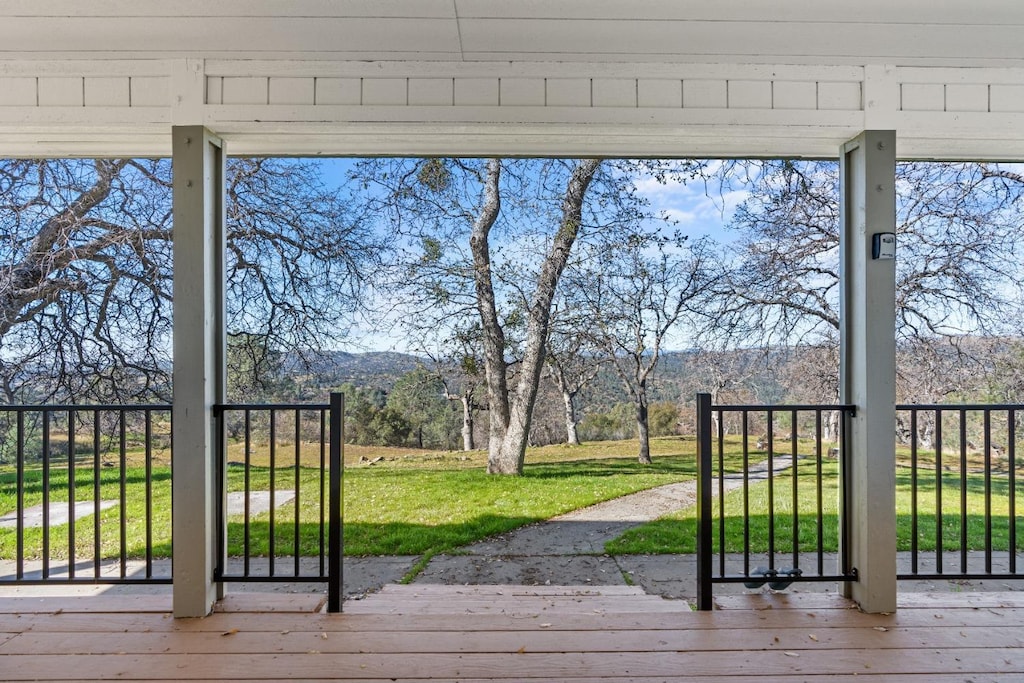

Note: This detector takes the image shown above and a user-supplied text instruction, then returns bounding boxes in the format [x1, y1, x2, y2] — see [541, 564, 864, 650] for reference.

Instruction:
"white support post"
[171, 126, 226, 618]
[839, 130, 898, 614]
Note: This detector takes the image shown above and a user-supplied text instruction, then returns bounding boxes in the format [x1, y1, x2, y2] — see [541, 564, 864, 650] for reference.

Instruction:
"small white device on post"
[872, 232, 896, 260]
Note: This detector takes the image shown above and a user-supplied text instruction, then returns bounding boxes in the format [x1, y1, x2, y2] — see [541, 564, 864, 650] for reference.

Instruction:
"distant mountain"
[286, 350, 426, 391]
[285, 347, 780, 410]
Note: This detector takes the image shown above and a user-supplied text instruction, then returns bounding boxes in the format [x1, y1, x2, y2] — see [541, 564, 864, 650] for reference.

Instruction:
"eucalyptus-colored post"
[171, 126, 226, 618]
[839, 130, 897, 613]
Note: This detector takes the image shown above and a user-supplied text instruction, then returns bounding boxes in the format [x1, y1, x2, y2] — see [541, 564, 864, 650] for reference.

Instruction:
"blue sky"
[631, 168, 747, 241]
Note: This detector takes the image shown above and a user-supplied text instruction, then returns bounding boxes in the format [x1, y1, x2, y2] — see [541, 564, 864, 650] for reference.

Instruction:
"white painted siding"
[314, 79, 361, 106]
[362, 79, 407, 107]
[991, 85, 1024, 113]
[0, 2, 1020, 158]
[455, 79, 499, 107]
[901, 84, 945, 112]
[269, 78, 315, 106]
[819, 83, 863, 111]
[546, 79, 591, 108]
[0, 78, 36, 106]
[684, 81, 727, 109]
[408, 79, 453, 107]
[84, 77, 130, 107]
[37, 77, 82, 106]
[637, 80, 681, 109]
[500, 78, 545, 107]
[130, 77, 169, 107]
[773, 82, 817, 111]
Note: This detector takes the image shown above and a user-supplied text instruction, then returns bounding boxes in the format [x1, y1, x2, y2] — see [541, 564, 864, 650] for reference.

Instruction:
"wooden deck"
[2, 585, 1023, 681]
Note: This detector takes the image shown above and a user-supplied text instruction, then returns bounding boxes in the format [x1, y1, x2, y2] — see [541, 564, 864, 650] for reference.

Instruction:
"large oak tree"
[358, 158, 686, 474]
[0, 158, 381, 403]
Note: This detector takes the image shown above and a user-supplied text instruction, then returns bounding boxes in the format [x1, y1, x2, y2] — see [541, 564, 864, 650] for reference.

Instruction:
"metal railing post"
[839, 405, 853, 580]
[327, 392, 344, 613]
[696, 392, 713, 611]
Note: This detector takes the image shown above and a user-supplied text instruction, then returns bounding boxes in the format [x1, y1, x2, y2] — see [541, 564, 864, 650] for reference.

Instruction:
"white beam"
[171, 126, 226, 618]
[839, 130, 898, 614]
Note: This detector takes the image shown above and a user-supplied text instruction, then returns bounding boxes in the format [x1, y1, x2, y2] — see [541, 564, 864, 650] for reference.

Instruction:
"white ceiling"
[1, 1, 1022, 66]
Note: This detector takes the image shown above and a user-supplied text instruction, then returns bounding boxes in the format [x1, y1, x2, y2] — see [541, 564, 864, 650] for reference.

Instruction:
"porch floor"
[2, 585, 1022, 681]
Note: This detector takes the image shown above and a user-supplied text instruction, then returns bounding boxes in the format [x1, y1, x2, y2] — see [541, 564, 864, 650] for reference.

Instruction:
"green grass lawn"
[3, 435, 1022, 563]
[605, 460, 1024, 555]
[0, 466, 173, 561]
[0, 436, 704, 561]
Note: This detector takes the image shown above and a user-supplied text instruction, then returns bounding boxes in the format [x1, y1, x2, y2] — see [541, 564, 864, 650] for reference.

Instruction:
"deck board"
[0, 586, 1021, 680]
[4, 623, 1022, 655]
[4, 648, 1022, 680]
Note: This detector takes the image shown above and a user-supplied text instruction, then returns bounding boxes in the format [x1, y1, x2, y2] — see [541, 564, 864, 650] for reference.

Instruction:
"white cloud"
[661, 208, 699, 225]
[634, 174, 750, 238]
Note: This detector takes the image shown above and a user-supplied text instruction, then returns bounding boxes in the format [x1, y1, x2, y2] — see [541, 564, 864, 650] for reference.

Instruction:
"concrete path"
[405, 454, 1022, 600]
[411, 456, 798, 590]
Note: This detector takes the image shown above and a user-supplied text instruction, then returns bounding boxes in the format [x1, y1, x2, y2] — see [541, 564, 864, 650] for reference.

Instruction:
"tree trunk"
[636, 397, 652, 464]
[825, 407, 840, 444]
[468, 160, 511, 471]
[493, 399, 531, 474]
[482, 159, 602, 475]
[461, 392, 475, 452]
[562, 389, 580, 446]
[548, 361, 582, 446]
[709, 384, 722, 436]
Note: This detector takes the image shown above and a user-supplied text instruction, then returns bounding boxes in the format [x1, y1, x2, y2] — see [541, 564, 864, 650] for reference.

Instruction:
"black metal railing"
[895, 403, 1023, 582]
[696, 394, 857, 610]
[214, 393, 344, 611]
[0, 404, 173, 585]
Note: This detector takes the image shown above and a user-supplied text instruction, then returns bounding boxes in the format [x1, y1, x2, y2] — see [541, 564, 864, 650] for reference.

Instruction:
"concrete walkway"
[409, 456, 796, 594]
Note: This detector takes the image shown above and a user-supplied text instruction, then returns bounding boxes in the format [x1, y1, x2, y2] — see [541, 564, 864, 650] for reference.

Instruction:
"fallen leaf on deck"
[221, 629, 239, 636]
[783, 651, 799, 657]
[872, 626, 888, 632]
[808, 634, 818, 642]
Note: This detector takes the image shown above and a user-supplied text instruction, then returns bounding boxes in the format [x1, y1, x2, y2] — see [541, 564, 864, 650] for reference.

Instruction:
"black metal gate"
[214, 393, 345, 612]
[695, 393, 857, 609]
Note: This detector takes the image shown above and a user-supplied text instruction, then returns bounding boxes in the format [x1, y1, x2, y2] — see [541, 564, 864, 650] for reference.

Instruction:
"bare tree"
[0, 158, 381, 403]
[470, 158, 601, 473]
[410, 326, 485, 452]
[358, 158, 685, 474]
[688, 343, 772, 436]
[544, 311, 605, 446]
[705, 160, 1024, 394]
[571, 233, 714, 463]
